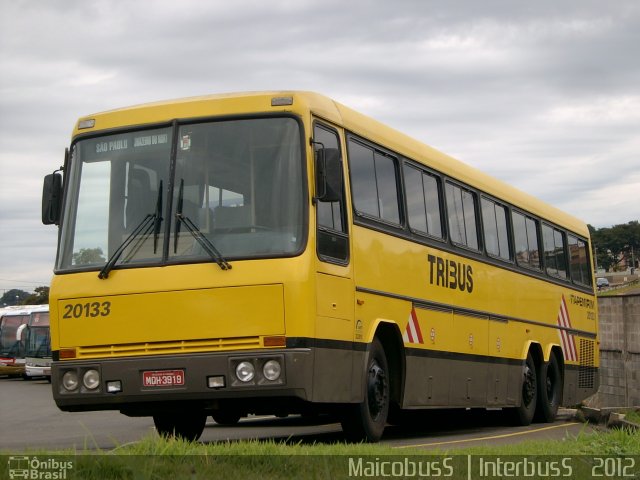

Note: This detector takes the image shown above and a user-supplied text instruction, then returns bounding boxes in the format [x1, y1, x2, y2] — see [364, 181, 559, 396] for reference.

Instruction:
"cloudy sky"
[1, 0, 638, 293]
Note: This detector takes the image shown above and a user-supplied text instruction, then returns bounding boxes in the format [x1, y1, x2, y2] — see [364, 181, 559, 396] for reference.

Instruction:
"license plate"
[142, 369, 185, 387]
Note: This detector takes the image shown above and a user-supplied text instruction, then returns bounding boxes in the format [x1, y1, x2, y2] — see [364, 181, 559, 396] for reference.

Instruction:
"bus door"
[312, 121, 355, 402]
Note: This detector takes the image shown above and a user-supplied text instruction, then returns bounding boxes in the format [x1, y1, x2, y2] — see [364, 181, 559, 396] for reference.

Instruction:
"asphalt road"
[0, 375, 591, 452]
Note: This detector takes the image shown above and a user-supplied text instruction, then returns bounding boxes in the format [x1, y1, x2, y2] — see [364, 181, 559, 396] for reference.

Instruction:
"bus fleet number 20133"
[62, 301, 112, 319]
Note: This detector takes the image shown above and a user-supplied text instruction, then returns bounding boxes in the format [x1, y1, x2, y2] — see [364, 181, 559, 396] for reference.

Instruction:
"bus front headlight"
[83, 369, 100, 390]
[263, 360, 281, 381]
[235, 361, 255, 382]
[62, 371, 79, 391]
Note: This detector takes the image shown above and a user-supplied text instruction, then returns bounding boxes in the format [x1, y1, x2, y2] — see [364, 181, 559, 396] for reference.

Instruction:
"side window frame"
[511, 210, 542, 271]
[542, 222, 568, 280]
[402, 161, 444, 241]
[480, 196, 513, 262]
[347, 135, 402, 228]
[444, 180, 480, 251]
[313, 121, 349, 265]
[567, 233, 592, 287]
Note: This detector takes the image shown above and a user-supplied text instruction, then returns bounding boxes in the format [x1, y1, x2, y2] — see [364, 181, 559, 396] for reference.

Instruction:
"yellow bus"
[41, 91, 598, 442]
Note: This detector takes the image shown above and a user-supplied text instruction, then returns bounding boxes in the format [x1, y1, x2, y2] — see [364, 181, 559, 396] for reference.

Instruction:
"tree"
[0, 288, 30, 306]
[22, 286, 49, 305]
[591, 221, 640, 272]
[72, 247, 106, 265]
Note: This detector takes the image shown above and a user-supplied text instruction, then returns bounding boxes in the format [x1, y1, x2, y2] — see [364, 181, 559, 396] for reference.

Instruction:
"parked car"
[596, 277, 610, 289]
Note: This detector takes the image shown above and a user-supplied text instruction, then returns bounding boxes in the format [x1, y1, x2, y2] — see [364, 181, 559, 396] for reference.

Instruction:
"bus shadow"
[201, 409, 515, 446]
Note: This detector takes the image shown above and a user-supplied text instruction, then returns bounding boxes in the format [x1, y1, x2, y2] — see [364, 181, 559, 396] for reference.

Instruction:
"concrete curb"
[578, 406, 640, 431]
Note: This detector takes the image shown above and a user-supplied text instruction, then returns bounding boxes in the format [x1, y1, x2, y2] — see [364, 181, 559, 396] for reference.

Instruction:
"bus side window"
[314, 124, 349, 263]
[512, 211, 541, 270]
[348, 138, 400, 225]
[568, 234, 592, 286]
[403, 164, 443, 239]
[481, 197, 511, 261]
[543, 224, 568, 279]
[445, 181, 479, 250]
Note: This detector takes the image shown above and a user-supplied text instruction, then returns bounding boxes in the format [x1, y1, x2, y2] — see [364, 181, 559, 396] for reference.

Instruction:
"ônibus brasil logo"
[7, 456, 73, 480]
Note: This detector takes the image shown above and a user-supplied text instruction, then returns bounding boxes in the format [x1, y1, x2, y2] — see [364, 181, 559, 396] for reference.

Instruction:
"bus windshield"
[25, 326, 51, 358]
[0, 315, 28, 358]
[57, 117, 304, 272]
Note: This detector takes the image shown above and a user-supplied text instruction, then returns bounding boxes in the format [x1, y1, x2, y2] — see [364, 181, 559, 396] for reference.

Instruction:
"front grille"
[76, 336, 262, 359]
[578, 338, 596, 389]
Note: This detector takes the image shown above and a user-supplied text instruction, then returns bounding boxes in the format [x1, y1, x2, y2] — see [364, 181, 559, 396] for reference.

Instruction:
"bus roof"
[330, 98, 590, 238]
[0, 305, 49, 318]
[73, 91, 589, 237]
[0, 306, 25, 316]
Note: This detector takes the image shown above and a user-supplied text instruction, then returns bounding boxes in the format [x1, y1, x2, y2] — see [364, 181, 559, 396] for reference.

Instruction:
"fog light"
[62, 371, 79, 391]
[83, 369, 100, 390]
[235, 361, 255, 382]
[263, 360, 281, 381]
[208, 375, 225, 389]
[106, 380, 122, 393]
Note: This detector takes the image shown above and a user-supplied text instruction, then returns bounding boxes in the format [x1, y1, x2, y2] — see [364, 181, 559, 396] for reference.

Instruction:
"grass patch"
[439, 426, 640, 456]
[110, 426, 638, 456]
[2, 427, 638, 479]
[624, 409, 640, 425]
[598, 279, 640, 296]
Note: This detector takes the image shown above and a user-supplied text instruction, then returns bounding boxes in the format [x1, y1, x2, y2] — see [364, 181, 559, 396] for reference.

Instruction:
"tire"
[153, 411, 207, 441]
[341, 338, 389, 442]
[535, 352, 563, 422]
[211, 411, 242, 425]
[509, 352, 537, 426]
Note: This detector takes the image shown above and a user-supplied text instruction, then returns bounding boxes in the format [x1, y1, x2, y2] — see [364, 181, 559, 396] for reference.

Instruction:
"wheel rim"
[522, 364, 536, 407]
[367, 360, 388, 420]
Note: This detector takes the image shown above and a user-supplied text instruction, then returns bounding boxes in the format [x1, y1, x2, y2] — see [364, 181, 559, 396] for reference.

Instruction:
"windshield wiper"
[153, 180, 164, 253]
[173, 178, 231, 270]
[99, 183, 164, 279]
[175, 214, 232, 271]
[98, 214, 155, 279]
[173, 179, 185, 255]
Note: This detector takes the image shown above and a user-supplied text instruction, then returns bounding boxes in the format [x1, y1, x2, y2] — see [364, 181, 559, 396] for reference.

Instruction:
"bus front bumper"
[0, 365, 25, 375]
[26, 365, 52, 377]
[51, 348, 314, 413]
[0, 359, 25, 376]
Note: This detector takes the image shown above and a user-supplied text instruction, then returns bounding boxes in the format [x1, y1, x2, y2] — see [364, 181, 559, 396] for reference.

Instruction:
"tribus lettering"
[427, 254, 474, 293]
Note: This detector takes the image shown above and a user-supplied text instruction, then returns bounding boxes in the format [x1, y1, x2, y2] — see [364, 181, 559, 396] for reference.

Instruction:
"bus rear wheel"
[153, 411, 207, 441]
[341, 338, 389, 442]
[535, 352, 562, 422]
[509, 352, 537, 426]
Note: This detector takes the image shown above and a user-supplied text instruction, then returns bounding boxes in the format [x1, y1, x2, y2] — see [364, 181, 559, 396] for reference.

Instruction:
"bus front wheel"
[153, 411, 207, 441]
[341, 338, 389, 442]
[211, 411, 242, 425]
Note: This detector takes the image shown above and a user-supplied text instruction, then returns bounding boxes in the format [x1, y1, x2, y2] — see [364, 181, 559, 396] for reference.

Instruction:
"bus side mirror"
[315, 147, 343, 203]
[16, 324, 27, 342]
[42, 172, 63, 225]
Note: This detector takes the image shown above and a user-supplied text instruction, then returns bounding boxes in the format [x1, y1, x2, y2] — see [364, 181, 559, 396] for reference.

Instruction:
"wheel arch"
[372, 320, 405, 408]
[523, 341, 544, 366]
[540, 343, 566, 382]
